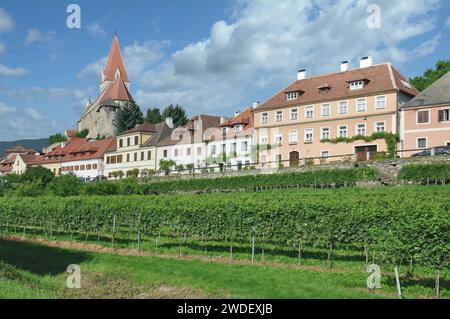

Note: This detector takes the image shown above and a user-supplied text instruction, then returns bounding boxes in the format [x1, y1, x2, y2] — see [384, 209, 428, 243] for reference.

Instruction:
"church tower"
[78, 35, 134, 139]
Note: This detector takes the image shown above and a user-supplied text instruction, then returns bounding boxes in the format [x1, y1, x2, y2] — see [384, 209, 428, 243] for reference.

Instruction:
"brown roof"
[158, 115, 222, 146]
[103, 35, 129, 83]
[257, 63, 418, 112]
[4, 145, 37, 156]
[99, 75, 134, 105]
[65, 130, 78, 138]
[120, 123, 158, 135]
[207, 108, 254, 141]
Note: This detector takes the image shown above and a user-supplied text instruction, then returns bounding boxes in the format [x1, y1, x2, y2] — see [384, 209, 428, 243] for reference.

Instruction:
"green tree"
[145, 108, 162, 124]
[114, 102, 144, 135]
[48, 174, 81, 197]
[410, 60, 450, 92]
[76, 129, 89, 138]
[159, 159, 176, 176]
[162, 104, 188, 127]
[22, 167, 54, 185]
[48, 133, 67, 146]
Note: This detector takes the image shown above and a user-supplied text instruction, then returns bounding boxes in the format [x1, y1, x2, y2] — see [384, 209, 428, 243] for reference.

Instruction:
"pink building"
[400, 71, 450, 157]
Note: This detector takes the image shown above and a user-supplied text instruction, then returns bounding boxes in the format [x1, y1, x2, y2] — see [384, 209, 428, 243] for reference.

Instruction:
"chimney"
[252, 102, 260, 109]
[220, 117, 226, 125]
[340, 61, 348, 72]
[360, 56, 373, 68]
[297, 69, 306, 81]
[165, 117, 174, 129]
[234, 111, 241, 117]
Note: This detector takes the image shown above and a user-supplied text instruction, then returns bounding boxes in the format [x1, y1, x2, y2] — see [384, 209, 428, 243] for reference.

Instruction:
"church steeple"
[100, 35, 129, 92]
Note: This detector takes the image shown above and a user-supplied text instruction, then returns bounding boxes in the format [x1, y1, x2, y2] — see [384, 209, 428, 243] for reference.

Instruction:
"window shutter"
[438, 110, 444, 122]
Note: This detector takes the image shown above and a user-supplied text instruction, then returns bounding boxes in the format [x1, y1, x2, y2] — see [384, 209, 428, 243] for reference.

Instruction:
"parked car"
[412, 146, 450, 157]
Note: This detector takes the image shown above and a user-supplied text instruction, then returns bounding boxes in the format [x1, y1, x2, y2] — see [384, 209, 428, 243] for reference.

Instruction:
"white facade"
[205, 134, 255, 170]
[61, 158, 104, 180]
[157, 142, 206, 170]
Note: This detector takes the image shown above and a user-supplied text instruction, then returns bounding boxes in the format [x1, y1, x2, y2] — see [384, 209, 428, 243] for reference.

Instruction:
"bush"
[83, 180, 119, 195]
[48, 174, 81, 196]
[14, 182, 45, 197]
[22, 167, 54, 185]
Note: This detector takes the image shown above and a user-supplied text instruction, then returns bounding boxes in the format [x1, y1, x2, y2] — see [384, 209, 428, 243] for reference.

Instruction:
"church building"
[78, 35, 134, 139]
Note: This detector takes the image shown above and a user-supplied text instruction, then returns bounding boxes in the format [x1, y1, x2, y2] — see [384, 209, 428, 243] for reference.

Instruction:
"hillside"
[0, 138, 48, 157]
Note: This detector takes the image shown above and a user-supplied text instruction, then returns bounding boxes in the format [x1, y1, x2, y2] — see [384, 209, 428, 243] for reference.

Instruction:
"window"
[197, 147, 202, 156]
[187, 148, 191, 156]
[417, 138, 427, 149]
[321, 103, 330, 117]
[231, 143, 237, 153]
[276, 111, 283, 122]
[117, 155, 123, 163]
[134, 153, 138, 161]
[305, 106, 314, 119]
[107, 157, 111, 164]
[211, 145, 216, 155]
[119, 139, 123, 148]
[417, 110, 430, 124]
[321, 151, 330, 158]
[87, 164, 92, 170]
[438, 109, 450, 122]
[141, 152, 144, 161]
[291, 108, 298, 120]
[320, 127, 330, 140]
[375, 122, 385, 132]
[241, 141, 248, 152]
[127, 137, 130, 147]
[126, 154, 130, 162]
[174, 149, 179, 157]
[276, 154, 282, 164]
[235, 125, 242, 133]
[304, 129, 313, 142]
[356, 124, 366, 136]
[275, 132, 283, 145]
[286, 92, 298, 100]
[163, 150, 168, 158]
[376, 96, 386, 109]
[111, 156, 117, 164]
[261, 113, 268, 124]
[350, 81, 364, 90]
[357, 98, 367, 112]
[134, 136, 139, 145]
[80, 165, 85, 171]
[289, 131, 298, 144]
[339, 101, 348, 114]
[93, 164, 97, 170]
[260, 136, 268, 144]
[338, 125, 348, 138]
[147, 151, 152, 160]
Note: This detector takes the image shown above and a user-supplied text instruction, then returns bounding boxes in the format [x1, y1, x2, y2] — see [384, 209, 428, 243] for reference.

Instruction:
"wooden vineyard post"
[251, 227, 256, 265]
[112, 215, 116, 248]
[136, 213, 142, 254]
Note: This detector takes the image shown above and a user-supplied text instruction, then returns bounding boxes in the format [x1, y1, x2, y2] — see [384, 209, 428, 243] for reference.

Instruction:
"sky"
[0, 0, 449, 141]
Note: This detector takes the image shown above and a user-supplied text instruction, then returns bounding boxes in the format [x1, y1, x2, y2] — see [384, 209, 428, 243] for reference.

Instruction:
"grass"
[0, 238, 394, 299]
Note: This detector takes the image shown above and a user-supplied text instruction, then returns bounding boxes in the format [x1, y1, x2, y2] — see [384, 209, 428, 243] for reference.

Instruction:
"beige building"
[254, 58, 418, 166]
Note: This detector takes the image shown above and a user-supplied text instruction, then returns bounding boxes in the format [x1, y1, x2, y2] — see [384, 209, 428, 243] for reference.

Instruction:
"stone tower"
[78, 35, 134, 139]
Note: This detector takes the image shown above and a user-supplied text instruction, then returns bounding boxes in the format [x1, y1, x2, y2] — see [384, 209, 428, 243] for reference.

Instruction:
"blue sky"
[0, 0, 449, 141]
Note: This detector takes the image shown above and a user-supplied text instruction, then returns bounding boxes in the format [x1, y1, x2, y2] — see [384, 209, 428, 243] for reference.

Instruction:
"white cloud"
[0, 102, 17, 114]
[24, 107, 44, 120]
[0, 64, 28, 77]
[413, 34, 442, 57]
[0, 8, 14, 34]
[25, 28, 56, 45]
[77, 57, 106, 79]
[446, 17, 450, 28]
[132, 0, 441, 115]
[87, 23, 107, 38]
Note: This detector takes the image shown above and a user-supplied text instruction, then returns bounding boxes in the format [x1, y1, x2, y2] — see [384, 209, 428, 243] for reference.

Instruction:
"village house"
[156, 115, 222, 172]
[0, 146, 39, 176]
[253, 57, 418, 167]
[205, 105, 257, 171]
[400, 71, 450, 157]
[103, 118, 174, 179]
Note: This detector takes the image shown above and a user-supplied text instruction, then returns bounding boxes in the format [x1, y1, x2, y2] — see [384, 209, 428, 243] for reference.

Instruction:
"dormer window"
[318, 83, 331, 92]
[286, 92, 298, 100]
[235, 125, 242, 133]
[350, 81, 364, 90]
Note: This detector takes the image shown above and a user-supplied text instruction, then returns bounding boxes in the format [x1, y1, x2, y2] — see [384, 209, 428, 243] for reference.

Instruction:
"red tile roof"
[257, 63, 418, 112]
[207, 108, 254, 141]
[120, 123, 158, 135]
[99, 75, 134, 105]
[103, 35, 129, 83]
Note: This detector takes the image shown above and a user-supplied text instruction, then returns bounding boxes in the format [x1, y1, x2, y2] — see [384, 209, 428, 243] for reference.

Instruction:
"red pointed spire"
[102, 35, 129, 83]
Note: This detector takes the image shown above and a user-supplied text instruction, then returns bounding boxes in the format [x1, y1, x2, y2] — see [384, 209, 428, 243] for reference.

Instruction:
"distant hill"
[0, 138, 48, 157]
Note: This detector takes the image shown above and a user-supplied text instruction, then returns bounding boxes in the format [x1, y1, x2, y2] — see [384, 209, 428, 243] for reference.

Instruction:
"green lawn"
[0, 238, 395, 299]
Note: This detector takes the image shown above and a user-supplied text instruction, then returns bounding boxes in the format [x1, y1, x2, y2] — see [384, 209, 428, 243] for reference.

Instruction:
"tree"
[48, 133, 67, 146]
[114, 102, 144, 135]
[145, 108, 162, 124]
[159, 159, 176, 176]
[22, 166, 54, 185]
[410, 60, 450, 92]
[48, 174, 81, 197]
[76, 129, 89, 138]
[162, 104, 188, 127]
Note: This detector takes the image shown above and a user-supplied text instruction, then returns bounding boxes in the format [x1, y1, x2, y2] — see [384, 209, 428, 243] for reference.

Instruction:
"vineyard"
[0, 186, 448, 296]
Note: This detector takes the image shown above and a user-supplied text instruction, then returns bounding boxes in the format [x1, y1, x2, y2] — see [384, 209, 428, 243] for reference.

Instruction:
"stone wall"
[147, 156, 450, 185]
